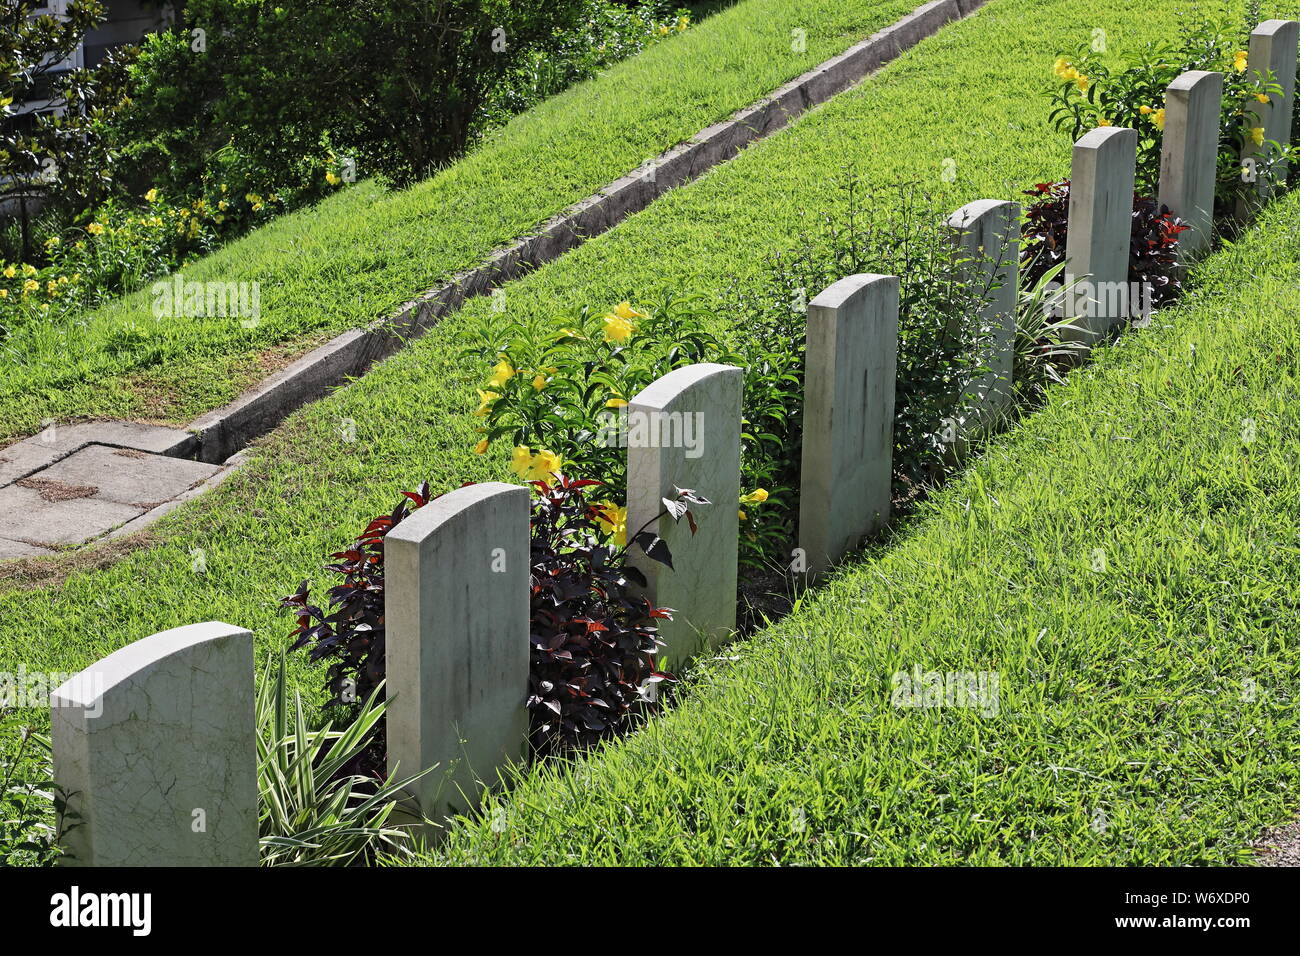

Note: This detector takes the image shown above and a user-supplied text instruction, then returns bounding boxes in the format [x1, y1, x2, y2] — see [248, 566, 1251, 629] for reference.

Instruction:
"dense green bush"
[0, 0, 129, 259]
[723, 180, 997, 549]
[115, 0, 687, 197]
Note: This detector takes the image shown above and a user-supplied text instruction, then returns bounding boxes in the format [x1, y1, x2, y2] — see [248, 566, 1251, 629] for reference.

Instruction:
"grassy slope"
[426, 190, 1300, 865]
[2, 0, 1295, 752]
[0, 0, 917, 444]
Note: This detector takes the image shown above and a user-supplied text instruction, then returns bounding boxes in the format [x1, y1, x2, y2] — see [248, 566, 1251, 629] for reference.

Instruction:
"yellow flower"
[1256, 92, 1271, 104]
[1233, 50, 1248, 73]
[1152, 108, 1166, 131]
[44, 236, 60, 249]
[612, 301, 646, 321]
[509, 446, 563, 481]
[22, 264, 36, 276]
[1250, 126, 1265, 147]
[3, 265, 15, 279]
[738, 509, 747, 521]
[594, 502, 627, 546]
[1139, 105, 1152, 115]
[145, 188, 158, 203]
[474, 438, 489, 455]
[532, 373, 547, 391]
[557, 327, 586, 341]
[1053, 56, 1070, 78]
[676, 15, 689, 31]
[605, 397, 628, 408]
[657, 24, 670, 36]
[0, 289, 7, 298]
[1061, 66, 1079, 82]
[1075, 75, 1090, 92]
[23, 279, 38, 292]
[86, 223, 105, 235]
[326, 170, 342, 186]
[1097, 117, 1113, 127]
[602, 314, 636, 343]
[488, 359, 515, 388]
[740, 488, 769, 504]
[46, 280, 57, 295]
[218, 200, 229, 211]
[531, 448, 563, 480]
[473, 388, 500, 417]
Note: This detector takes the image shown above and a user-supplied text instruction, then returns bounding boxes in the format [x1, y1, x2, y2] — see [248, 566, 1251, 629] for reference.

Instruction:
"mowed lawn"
[425, 190, 1300, 865]
[0, 0, 918, 444]
[2, 0, 1297, 827]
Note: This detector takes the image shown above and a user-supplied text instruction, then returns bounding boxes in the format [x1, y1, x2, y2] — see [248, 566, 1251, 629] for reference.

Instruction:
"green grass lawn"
[425, 189, 1300, 865]
[0, 0, 918, 445]
[2, 0, 1297, 859]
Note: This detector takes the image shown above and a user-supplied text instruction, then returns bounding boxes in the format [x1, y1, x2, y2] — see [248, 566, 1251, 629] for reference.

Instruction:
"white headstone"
[799, 274, 898, 575]
[1064, 126, 1138, 341]
[946, 199, 1021, 419]
[1158, 70, 1223, 258]
[626, 363, 742, 664]
[1245, 19, 1299, 197]
[51, 621, 257, 866]
[385, 481, 530, 822]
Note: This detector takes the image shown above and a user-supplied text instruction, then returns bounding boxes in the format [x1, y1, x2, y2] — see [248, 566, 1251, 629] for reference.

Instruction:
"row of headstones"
[46, 20, 1299, 866]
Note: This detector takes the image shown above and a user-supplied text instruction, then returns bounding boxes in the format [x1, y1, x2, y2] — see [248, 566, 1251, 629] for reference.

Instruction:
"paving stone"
[0, 537, 56, 560]
[0, 441, 64, 488]
[1, 420, 196, 488]
[36, 444, 220, 507]
[0, 485, 143, 545]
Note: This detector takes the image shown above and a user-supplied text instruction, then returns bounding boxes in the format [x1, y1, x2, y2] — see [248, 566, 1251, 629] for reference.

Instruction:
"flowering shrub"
[1020, 180, 1189, 309]
[0, 184, 289, 340]
[0, 184, 283, 332]
[282, 477, 708, 758]
[467, 297, 774, 562]
[1046, 18, 1290, 215]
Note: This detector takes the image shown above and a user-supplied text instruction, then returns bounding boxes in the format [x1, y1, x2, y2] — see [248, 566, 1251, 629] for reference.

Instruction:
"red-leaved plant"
[281, 475, 709, 763]
[1021, 180, 1189, 310]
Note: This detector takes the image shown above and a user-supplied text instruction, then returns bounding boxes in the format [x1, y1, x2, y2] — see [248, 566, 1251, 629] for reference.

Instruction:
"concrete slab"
[0, 537, 56, 560]
[0, 485, 143, 545]
[1, 420, 196, 488]
[36, 444, 220, 508]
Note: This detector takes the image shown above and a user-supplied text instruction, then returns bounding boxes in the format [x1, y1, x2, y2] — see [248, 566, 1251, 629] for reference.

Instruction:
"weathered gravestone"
[1159, 70, 1223, 259]
[1064, 126, 1138, 341]
[626, 363, 743, 664]
[385, 481, 530, 824]
[51, 621, 258, 866]
[799, 274, 898, 574]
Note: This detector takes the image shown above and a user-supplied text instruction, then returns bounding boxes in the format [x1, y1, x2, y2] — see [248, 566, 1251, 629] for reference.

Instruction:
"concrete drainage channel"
[0, 0, 987, 562]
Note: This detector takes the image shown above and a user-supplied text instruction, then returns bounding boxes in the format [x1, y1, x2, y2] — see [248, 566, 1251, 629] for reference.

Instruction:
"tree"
[0, 0, 125, 258]
[119, 0, 589, 193]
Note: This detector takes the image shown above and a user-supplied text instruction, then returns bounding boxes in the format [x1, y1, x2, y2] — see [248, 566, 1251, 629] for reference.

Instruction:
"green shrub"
[723, 180, 997, 549]
[257, 653, 435, 866]
[1046, 13, 1292, 216]
[0, 710, 63, 867]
